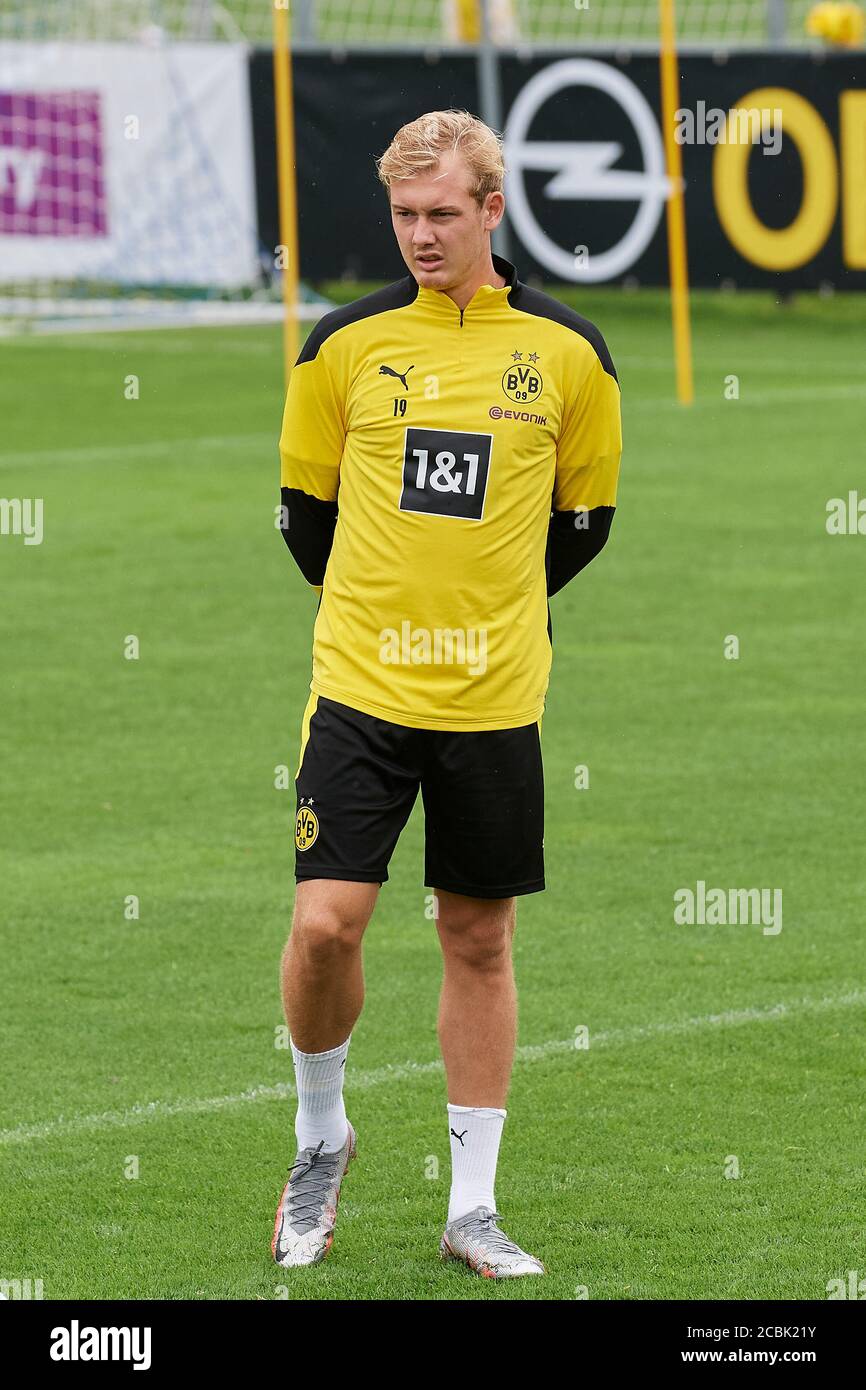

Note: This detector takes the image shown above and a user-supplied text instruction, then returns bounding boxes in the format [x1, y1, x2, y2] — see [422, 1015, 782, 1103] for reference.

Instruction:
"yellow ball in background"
[806, 2, 866, 46]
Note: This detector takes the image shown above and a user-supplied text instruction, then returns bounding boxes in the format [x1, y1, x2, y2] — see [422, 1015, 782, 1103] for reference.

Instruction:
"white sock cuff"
[447, 1104, 506, 1119]
[291, 1034, 351, 1064]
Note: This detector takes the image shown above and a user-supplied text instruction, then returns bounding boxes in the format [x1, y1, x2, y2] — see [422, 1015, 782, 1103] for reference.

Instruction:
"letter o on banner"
[713, 87, 838, 271]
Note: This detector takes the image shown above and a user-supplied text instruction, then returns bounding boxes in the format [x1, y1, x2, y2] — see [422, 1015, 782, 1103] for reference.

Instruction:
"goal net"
[0, 1, 294, 332]
[207, 1, 812, 46]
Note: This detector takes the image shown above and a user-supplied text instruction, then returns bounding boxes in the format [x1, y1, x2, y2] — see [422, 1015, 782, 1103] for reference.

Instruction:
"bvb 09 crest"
[296, 804, 319, 851]
[501, 359, 544, 404]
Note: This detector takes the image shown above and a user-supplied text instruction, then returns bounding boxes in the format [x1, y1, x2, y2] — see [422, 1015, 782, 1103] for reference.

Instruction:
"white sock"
[447, 1103, 507, 1223]
[291, 1035, 350, 1153]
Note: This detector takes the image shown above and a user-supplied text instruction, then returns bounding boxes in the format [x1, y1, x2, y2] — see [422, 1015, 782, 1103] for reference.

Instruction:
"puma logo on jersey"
[379, 363, 414, 391]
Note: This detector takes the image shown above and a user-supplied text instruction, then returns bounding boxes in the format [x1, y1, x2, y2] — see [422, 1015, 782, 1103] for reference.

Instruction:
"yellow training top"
[279, 254, 621, 731]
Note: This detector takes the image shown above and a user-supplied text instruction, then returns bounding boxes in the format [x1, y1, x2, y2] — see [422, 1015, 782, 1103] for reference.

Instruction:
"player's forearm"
[545, 505, 615, 597]
[279, 485, 338, 587]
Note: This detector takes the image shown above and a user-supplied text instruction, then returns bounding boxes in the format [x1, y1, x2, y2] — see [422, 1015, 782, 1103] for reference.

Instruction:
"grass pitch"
[0, 286, 863, 1300]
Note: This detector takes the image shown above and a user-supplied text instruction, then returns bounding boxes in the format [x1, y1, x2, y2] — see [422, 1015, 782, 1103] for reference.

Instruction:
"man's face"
[389, 148, 504, 289]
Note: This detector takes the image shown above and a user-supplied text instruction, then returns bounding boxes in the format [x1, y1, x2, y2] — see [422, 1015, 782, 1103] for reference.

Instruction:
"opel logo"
[504, 58, 673, 283]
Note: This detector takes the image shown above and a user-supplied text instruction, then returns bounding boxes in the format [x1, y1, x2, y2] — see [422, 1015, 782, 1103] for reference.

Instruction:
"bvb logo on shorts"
[501, 358, 543, 405]
[295, 805, 319, 851]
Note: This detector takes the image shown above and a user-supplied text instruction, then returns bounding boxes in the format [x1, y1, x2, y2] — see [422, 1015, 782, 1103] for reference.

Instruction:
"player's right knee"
[292, 904, 367, 961]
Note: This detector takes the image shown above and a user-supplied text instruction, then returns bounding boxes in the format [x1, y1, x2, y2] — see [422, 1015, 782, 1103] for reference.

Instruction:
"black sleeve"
[279, 485, 338, 587]
[545, 505, 615, 598]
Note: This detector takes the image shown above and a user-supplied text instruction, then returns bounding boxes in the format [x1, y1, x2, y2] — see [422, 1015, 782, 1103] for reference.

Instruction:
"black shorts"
[293, 694, 544, 899]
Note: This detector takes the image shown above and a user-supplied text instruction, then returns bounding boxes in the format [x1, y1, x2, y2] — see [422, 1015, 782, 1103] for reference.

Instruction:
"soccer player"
[273, 110, 621, 1278]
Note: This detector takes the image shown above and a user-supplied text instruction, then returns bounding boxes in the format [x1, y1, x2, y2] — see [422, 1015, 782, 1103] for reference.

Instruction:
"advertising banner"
[249, 49, 866, 290]
[0, 41, 259, 288]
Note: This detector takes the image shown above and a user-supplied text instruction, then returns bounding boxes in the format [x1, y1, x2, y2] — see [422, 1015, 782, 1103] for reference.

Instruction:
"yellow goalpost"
[659, 0, 695, 405]
[272, 0, 301, 386]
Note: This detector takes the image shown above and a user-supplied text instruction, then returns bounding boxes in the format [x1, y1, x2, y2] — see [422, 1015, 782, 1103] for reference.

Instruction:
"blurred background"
[1, 0, 864, 327]
[1, 1, 864, 1301]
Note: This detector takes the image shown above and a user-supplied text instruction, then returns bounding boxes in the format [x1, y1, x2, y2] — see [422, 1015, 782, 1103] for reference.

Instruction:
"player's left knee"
[437, 906, 514, 970]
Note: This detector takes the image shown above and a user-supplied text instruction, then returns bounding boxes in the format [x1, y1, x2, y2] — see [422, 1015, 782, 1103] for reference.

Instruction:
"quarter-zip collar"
[410, 253, 519, 324]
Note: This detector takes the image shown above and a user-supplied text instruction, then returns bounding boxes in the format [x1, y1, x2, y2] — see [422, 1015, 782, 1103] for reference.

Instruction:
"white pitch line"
[3, 381, 863, 470]
[0, 433, 275, 470]
[616, 354, 864, 377]
[625, 383, 866, 412]
[1, 989, 863, 1150]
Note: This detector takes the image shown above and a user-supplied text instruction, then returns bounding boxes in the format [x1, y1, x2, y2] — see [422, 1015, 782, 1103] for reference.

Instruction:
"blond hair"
[375, 109, 505, 207]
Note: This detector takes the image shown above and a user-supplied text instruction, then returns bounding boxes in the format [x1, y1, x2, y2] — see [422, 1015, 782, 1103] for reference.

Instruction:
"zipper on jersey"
[459, 306, 464, 327]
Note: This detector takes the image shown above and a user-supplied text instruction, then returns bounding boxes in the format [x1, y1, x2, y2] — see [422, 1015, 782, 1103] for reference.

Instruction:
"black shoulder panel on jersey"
[507, 282, 618, 383]
[296, 276, 419, 365]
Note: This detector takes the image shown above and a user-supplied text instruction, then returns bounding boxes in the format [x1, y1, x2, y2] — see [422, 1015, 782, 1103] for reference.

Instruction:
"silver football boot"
[272, 1122, 356, 1267]
[439, 1205, 545, 1279]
